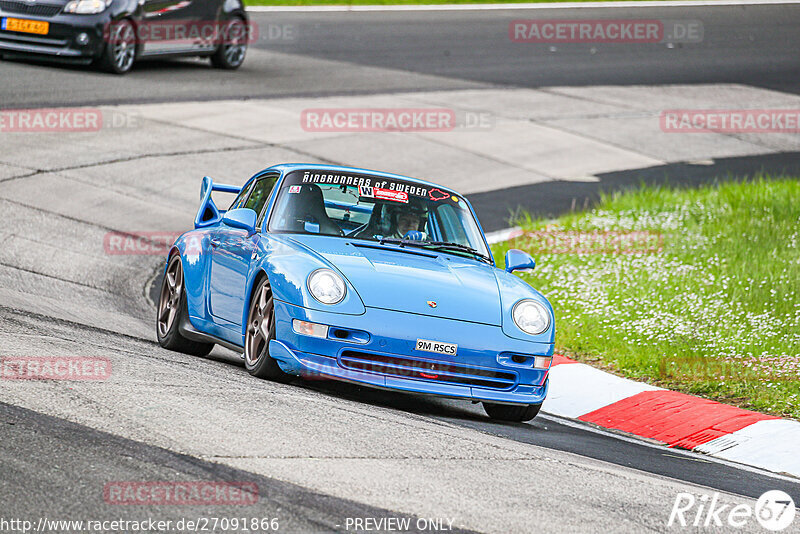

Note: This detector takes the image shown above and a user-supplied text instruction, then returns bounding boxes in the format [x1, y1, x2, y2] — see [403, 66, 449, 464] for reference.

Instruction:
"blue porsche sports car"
[157, 164, 554, 422]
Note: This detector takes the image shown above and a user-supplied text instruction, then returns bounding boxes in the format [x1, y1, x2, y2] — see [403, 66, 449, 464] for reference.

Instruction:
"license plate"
[415, 338, 457, 356]
[2, 18, 50, 35]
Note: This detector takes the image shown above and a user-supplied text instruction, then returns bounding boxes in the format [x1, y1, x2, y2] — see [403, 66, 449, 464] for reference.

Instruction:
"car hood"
[285, 235, 502, 326]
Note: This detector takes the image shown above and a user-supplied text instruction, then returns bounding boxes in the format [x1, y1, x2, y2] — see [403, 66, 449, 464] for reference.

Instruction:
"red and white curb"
[543, 355, 800, 479]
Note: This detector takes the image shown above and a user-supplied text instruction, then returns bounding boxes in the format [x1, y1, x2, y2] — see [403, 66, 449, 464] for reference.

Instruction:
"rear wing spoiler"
[194, 176, 242, 229]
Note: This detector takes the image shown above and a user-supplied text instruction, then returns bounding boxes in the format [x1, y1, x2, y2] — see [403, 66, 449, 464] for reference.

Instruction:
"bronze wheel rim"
[245, 282, 273, 367]
[157, 256, 183, 338]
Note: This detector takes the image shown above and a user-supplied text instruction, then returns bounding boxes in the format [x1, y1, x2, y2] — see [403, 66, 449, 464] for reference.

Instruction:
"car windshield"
[268, 170, 491, 261]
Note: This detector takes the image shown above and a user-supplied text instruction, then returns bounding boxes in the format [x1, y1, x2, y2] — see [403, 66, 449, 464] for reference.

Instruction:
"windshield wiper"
[424, 241, 493, 263]
[378, 237, 429, 248]
[378, 238, 492, 263]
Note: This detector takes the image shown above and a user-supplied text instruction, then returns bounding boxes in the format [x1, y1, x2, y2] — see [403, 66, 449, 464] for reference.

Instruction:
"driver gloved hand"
[403, 231, 426, 241]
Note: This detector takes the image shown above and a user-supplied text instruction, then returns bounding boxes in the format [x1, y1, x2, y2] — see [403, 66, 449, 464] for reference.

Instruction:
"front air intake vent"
[339, 351, 517, 390]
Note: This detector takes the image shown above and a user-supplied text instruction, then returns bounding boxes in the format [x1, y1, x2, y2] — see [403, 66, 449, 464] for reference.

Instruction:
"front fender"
[251, 234, 366, 320]
[213, 0, 248, 26]
[494, 269, 555, 344]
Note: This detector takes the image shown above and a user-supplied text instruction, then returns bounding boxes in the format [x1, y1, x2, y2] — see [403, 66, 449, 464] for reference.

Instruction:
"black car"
[0, 0, 249, 73]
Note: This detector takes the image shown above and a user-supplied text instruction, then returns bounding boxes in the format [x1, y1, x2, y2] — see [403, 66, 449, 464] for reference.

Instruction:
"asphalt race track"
[1, 5, 800, 107]
[1, 2, 800, 533]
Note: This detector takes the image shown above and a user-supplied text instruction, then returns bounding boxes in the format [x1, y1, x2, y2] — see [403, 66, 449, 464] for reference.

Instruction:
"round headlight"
[307, 269, 346, 305]
[512, 300, 550, 335]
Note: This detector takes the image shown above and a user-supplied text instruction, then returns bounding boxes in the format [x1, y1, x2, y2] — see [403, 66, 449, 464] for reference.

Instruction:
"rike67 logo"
[668, 490, 796, 531]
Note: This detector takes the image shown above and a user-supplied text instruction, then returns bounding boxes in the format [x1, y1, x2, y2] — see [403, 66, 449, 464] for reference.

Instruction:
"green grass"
[492, 177, 800, 419]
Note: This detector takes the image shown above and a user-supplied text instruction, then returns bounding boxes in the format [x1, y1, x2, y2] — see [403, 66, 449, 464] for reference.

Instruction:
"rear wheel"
[244, 277, 291, 381]
[210, 17, 247, 70]
[100, 19, 136, 74]
[483, 402, 542, 422]
[156, 254, 214, 356]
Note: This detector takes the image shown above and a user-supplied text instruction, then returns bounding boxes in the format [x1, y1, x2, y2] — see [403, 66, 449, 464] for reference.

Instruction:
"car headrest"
[290, 184, 326, 216]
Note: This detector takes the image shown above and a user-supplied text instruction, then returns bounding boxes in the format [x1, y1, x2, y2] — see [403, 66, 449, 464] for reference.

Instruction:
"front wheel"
[244, 277, 291, 382]
[99, 19, 136, 74]
[483, 402, 542, 422]
[210, 18, 247, 70]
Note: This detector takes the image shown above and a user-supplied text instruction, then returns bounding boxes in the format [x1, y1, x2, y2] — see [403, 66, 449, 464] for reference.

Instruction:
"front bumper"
[270, 301, 552, 406]
[0, 10, 108, 59]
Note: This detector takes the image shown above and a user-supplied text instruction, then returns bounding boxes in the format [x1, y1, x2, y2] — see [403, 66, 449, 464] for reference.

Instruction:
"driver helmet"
[391, 200, 428, 234]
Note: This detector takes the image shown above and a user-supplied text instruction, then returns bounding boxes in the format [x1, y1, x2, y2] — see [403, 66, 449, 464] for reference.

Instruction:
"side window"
[229, 180, 255, 211]
[244, 175, 278, 228]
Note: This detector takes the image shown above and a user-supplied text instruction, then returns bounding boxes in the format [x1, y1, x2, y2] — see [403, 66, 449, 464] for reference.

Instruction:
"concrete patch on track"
[102, 83, 796, 197]
[0, 162, 34, 180]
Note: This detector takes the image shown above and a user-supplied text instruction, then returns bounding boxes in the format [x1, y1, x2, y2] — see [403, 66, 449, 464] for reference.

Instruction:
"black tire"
[156, 254, 214, 357]
[210, 17, 247, 70]
[99, 19, 136, 74]
[244, 277, 291, 381]
[483, 402, 542, 422]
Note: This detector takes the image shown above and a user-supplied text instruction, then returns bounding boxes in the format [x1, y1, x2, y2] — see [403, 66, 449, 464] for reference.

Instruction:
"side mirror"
[504, 249, 535, 273]
[222, 208, 257, 235]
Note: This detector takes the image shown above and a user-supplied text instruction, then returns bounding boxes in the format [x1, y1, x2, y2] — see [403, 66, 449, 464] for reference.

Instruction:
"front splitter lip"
[0, 39, 92, 58]
[269, 339, 549, 406]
